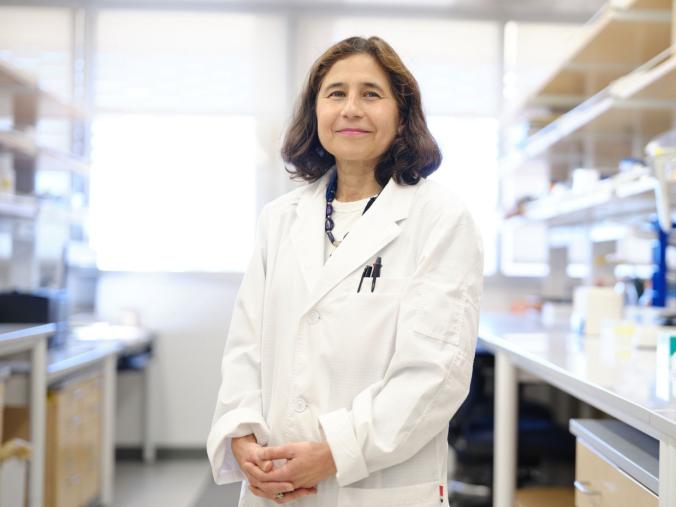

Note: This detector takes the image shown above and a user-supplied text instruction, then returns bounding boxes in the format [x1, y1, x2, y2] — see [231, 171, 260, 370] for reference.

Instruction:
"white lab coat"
[207, 169, 483, 507]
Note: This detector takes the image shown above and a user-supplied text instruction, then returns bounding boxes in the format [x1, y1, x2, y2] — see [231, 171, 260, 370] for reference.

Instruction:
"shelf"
[0, 59, 86, 119]
[0, 193, 86, 224]
[519, 174, 671, 226]
[0, 193, 38, 219]
[39, 199, 87, 226]
[502, 52, 676, 175]
[0, 130, 89, 175]
[506, 0, 673, 122]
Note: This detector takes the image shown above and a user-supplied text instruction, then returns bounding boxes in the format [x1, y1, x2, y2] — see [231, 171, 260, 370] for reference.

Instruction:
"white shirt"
[324, 196, 373, 261]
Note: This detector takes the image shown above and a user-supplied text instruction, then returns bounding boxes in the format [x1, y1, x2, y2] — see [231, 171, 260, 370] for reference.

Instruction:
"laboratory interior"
[0, 0, 675, 506]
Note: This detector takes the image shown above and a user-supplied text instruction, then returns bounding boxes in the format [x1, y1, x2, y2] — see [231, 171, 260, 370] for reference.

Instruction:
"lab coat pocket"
[323, 277, 408, 390]
[338, 481, 446, 507]
[352, 276, 409, 295]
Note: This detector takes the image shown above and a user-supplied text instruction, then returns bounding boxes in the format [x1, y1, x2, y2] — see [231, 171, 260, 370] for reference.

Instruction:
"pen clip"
[370, 257, 382, 292]
[357, 265, 372, 293]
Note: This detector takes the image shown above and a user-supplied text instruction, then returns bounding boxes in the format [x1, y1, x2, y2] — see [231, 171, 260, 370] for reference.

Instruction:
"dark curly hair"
[281, 36, 441, 187]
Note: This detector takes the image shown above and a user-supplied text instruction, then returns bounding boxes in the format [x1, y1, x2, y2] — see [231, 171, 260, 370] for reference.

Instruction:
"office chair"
[447, 350, 575, 506]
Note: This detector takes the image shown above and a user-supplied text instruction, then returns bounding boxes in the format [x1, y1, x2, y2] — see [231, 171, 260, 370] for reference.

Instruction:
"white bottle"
[0, 151, 15, 195]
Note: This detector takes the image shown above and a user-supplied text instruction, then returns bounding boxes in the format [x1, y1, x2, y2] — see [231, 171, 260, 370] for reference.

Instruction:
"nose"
[341, 92, 363, 118]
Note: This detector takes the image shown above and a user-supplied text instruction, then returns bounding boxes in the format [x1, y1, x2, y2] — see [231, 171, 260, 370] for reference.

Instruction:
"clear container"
[646, 129, 676, 176]
[645, 130, 676, 232]
[0, 151, 15, 195]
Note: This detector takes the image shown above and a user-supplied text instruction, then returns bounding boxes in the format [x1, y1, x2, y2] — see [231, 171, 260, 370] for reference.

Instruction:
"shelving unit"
[504, 51, 676, 175]
[0, 53, 89, 288]
[0, 193, 38, 220]
[0, 59, 86, 119]
[507, 0, 673, 122]
[521, 175, 670, 226]
[501, 0, 676, 286]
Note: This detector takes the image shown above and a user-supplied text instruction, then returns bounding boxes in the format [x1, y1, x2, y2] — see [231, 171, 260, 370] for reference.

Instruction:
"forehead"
[321, 53, 391, 88]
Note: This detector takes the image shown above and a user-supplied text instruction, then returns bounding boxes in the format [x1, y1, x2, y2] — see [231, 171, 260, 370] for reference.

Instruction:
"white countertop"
[479, 313, 676, 440]
[0, 322, 154, 384]
[0, 323, 55, 355]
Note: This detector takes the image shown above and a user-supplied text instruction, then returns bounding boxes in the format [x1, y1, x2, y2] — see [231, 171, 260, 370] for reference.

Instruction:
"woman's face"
[316, 53, 400, 167]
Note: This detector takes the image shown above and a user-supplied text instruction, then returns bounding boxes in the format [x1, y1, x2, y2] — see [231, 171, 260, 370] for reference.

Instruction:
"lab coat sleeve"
[319, 207, 484, 486]
[206, 205, 272, 485]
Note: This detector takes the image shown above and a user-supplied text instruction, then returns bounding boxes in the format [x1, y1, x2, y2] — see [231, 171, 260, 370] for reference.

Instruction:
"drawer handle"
[574, 480, 600, 496]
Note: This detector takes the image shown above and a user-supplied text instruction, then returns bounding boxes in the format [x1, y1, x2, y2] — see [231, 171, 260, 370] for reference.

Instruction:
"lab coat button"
[294, 398, 307, 413]
[308, 310, 320, 325]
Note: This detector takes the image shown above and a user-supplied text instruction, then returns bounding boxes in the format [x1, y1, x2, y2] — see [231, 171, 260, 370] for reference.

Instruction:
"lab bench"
[478, 313, 676, 507]
[1, 323, 155, 507]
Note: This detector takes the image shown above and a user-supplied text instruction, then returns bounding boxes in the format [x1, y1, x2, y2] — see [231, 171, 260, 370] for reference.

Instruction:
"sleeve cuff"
[318, 408, 369, 486]
[206, 408, 271, 485]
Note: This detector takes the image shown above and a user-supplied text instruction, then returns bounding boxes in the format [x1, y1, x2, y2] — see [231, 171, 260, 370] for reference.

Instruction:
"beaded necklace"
[324, 171, 379, 247]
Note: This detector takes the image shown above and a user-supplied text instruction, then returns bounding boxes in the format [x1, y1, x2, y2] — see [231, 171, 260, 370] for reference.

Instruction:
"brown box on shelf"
[2, 405, 29, 442]
[515, 486, 574, 507]
[0, 381, 4, 441]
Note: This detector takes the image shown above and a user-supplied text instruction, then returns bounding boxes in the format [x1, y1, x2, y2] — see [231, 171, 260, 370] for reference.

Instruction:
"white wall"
[97, 271, 242, 448]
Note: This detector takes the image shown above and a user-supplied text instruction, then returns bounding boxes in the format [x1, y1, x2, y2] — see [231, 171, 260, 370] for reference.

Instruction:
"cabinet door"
[575, 441, 658, 507]
[47, 373, 104, 507]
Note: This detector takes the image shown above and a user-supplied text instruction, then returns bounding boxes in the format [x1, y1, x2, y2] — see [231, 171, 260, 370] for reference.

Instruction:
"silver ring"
[275, 492, 285, 499]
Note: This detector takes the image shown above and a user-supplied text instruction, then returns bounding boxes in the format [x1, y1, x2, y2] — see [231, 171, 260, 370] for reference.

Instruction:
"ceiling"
[5, 0, 608, 22]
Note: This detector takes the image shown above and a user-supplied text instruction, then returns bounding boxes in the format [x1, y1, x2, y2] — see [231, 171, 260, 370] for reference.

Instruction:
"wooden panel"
[575, 440, 658, 507]
[630, 0, 674, 9]
[516, 486, 574, 507]
[43, 372, 104, 507]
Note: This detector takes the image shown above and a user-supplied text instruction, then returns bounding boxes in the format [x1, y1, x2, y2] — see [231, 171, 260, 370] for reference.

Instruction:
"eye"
[327, 90, 345, 98]
[364, 91, 382, 98]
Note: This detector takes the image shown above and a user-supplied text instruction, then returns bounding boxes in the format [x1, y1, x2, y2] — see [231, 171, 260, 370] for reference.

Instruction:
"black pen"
[357, 265, 372, 293]
[371, 257, 382, 292]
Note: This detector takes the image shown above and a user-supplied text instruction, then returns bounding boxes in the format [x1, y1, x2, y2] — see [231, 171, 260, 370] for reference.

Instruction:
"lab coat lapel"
[305, 177, 417, 314]
[290, 171, 332, 296]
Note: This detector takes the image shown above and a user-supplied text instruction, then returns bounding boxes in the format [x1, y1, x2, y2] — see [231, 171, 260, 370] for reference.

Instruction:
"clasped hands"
[231, 434, 337, 504]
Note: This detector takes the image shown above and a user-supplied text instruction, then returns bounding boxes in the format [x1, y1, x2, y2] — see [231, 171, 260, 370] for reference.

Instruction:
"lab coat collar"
[290, 167, 418, 314]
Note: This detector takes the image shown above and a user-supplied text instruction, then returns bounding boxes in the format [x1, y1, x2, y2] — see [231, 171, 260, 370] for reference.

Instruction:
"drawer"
[575, 440, 658, 507]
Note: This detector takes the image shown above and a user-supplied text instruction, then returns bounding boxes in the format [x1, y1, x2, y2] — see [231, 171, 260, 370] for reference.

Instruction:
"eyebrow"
[323, 81, 387, 94]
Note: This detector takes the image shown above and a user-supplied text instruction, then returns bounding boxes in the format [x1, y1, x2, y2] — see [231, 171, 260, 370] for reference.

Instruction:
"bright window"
[89, 114, 256, 272]
[91, 10, 285, 272]
[427, 116, 498, 275]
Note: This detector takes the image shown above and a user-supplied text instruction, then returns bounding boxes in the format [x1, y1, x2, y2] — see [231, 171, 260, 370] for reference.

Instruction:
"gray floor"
[113, 459, 240, 507]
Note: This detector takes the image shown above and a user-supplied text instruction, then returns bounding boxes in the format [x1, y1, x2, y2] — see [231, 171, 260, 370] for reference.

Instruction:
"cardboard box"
[0, 439, 31, 507]
[0, 382, 5, 441]
[515, 487, 574, 507]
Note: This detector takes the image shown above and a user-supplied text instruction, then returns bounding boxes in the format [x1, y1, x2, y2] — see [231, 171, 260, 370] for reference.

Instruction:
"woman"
[207, 36, 483, 506]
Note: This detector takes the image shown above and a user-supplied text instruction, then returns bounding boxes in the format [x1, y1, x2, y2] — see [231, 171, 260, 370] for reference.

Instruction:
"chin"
[330, 149, 375, 162]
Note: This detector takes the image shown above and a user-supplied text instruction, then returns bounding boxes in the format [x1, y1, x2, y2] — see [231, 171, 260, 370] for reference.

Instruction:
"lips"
[337, 128, 371, 134]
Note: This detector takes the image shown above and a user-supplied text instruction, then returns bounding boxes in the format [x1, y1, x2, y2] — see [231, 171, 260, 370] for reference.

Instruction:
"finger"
[256, 461, 297, 483]
[277, 487, 317, 504]
[249, 483, 286, 502]
[242, 462, 294, 491]
[243, 449, 272, 473]
[248, 485, 269, 499]
[258, 445, 296, 462]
